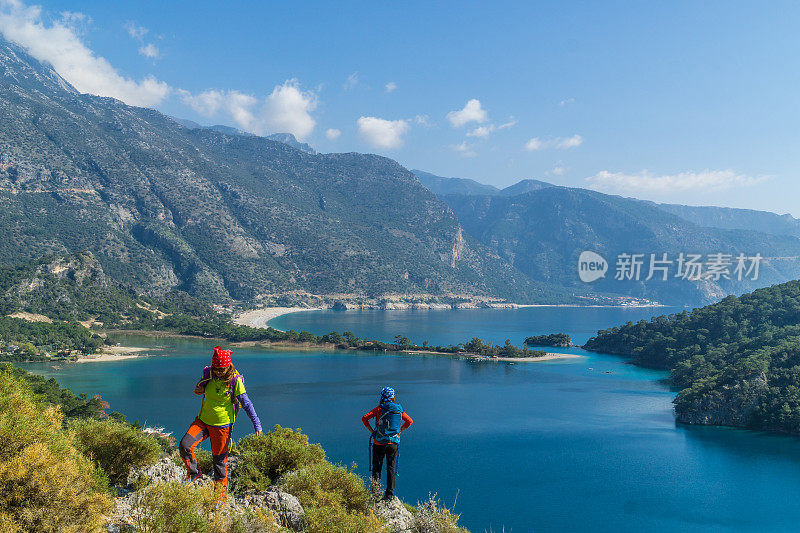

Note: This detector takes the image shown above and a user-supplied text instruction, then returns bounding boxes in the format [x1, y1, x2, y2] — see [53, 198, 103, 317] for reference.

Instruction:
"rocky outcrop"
[236, 489, 305, 530]
[373, 496, 415, 533]
[126, 456, 184, 487]
[109, 457, 458, 533]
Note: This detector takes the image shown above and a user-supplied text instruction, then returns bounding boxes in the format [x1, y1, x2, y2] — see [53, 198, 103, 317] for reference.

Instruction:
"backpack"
[200, 365, 242, 417]
[375, 401, 404, 444]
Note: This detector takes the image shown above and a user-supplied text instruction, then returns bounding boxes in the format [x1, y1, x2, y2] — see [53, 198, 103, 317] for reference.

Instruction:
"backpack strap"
[229, 373, 242, 416]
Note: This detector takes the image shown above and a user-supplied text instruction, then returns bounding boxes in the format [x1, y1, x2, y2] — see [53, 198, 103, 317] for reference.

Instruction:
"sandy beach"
[233, 306, 323, 329]
[493, 352, 582, 362]
[402, 349, 582, 362]
[76, 345, 150, 363]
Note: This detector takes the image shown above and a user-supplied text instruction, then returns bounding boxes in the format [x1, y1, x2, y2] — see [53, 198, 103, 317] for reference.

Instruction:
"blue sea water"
[21, 307, 800, 532]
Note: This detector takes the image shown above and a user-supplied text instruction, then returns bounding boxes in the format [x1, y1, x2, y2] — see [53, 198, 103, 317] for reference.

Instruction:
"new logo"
[578, 251, 608, 282]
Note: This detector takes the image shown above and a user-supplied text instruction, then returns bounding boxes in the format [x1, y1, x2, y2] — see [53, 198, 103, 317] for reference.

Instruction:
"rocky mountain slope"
[0, 36, 575, 304]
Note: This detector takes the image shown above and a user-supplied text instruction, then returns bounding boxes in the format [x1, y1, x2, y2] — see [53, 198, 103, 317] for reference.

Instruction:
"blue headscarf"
[380, 386, 395, 403]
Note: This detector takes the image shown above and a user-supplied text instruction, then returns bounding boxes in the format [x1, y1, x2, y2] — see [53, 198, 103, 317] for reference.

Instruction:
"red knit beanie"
[212, 346, 232, 368]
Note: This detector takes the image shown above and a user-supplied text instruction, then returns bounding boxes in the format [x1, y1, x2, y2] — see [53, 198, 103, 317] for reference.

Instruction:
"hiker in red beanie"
[178, 346, 262, 507]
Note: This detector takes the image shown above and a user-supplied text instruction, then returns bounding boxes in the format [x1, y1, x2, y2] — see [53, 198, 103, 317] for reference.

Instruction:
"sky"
[1, 0, 799, 216]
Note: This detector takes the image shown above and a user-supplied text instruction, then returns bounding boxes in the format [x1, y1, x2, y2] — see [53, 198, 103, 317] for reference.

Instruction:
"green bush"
[235, 425, 325, 491]
[302, 503, 383, 533]
[0, 368, 112, 532]
[130, 482, 277, 533]
[70, 418, 163, 484]
[131, 482, 213, 533]
[284, 461, 379, 533]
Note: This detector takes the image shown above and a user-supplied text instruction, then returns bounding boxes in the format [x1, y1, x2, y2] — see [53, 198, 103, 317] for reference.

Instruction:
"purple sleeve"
[197, 366, 212, 386]
[237, 392, 262, 432]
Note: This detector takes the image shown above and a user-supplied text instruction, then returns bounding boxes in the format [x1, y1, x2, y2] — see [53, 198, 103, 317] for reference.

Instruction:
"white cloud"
[497, 118, 517, 130]
[179, 88, 223, 115]
[325, 128, 341, 140]
[559, 97, 575, 106]
[451, 141, 476, 158]
[557, 134, 583, 149]
[385, 81, 396, 93]
[585, 169, 768, 196]
[467, 125, 494, 138]
[124, 21, 148, 40]
[547, 166, 566, 176]
[180, 89, 257, 129]
[261, 80, 317, 139]
[344, 71, 358, 90]
[180, 80, 317, 140]
[138, 43, 159, 59]
[414, 114, 431, 127]
[524, 138, 545, 151]
[226, 91, 259, 131]
[357, 116, 409, 149]
[524, 134, 583, 151]
[60, 11, 90, 27]
[447, 99, 487, 127]
[0, 1, 170, 106]
[465, 116, 515, 139]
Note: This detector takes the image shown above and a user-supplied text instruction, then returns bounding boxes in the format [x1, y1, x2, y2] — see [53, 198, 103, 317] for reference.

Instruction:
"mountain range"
[0, 36, 581, 305]
[1, 33, 798, 307]
[413, 171, 800, 305]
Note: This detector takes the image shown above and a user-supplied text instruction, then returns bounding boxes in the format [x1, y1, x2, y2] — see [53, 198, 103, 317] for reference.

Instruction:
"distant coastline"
[233, 306, 324, 329]
[401, 349, 582, 363]
[232, 302, 669, 332]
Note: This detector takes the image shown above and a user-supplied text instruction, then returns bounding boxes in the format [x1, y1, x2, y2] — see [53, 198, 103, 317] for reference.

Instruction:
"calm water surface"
[21, 307, 800, 532]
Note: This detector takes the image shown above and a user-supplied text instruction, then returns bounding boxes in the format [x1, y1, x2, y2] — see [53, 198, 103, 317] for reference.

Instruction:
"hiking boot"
[183, 471, 203, 484]
[213, 480, 228, 510]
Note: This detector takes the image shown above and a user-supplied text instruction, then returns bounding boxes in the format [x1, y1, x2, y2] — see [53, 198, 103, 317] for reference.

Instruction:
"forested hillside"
[0, 36, 573, 304]
[584, 281, 800, 433]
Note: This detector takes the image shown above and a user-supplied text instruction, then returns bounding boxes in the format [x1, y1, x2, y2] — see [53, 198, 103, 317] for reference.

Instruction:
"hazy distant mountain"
[0, 36, 580, 304]
[441, 187, 800, 305]
[169, 116, 317, 154]
[414, 170, 800, 239]
[498, 178, 556, 196]
[412, 170, 556, 198]
[655, 203, 800, 237]
[412, 170, 501, 196]
[264, 132, 317, 155]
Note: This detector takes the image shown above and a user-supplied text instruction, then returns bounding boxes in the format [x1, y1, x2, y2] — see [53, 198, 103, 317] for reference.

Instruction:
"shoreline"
[231, 302, 670, 331]
[516, 303, 668, 308]
[76, 353, 142, 363]
[76, 346, 150, 363]
[401, 349, 582, 362]
[232, 306, 323, 329]
[82, 329, 585, 364]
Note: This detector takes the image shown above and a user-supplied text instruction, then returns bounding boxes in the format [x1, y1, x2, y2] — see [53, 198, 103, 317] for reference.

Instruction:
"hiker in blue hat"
[361, 386, 413, 500]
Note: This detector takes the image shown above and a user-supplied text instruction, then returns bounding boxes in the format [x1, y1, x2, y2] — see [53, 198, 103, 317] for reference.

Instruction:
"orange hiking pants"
[179, 417, 231, 497]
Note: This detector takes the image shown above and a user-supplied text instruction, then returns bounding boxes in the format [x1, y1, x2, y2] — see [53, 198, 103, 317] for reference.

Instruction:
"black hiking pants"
[372, 442, 398, 497]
